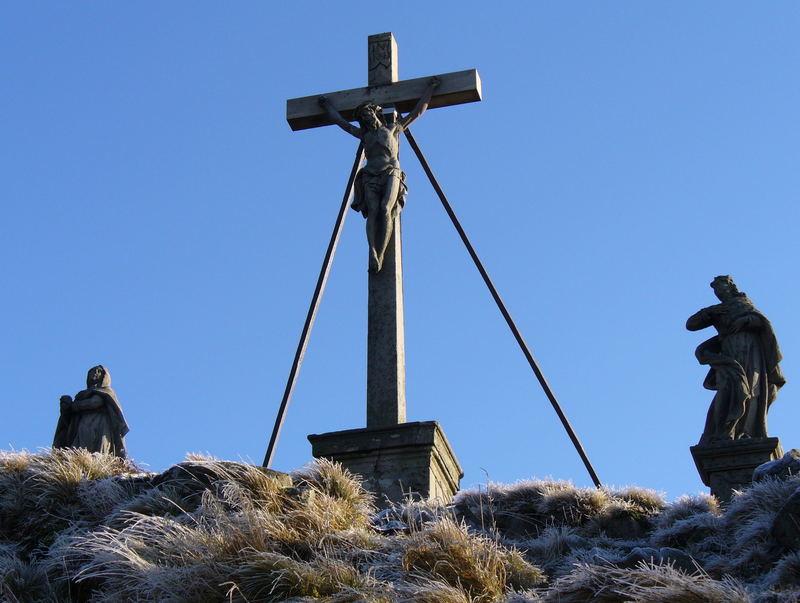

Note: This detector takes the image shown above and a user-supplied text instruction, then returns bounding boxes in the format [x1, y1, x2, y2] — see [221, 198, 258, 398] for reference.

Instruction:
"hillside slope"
[1, 449, 798, 602]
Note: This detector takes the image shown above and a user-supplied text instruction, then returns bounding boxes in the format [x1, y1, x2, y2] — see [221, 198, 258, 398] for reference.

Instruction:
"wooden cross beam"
[286, 33, 482, 131]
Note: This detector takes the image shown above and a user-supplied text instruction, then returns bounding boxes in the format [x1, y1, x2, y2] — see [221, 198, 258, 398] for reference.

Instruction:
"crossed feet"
[368, 251, 382, 274]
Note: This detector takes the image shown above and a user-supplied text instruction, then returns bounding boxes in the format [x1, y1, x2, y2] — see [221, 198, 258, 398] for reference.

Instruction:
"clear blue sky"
[2, 3, 798, 500]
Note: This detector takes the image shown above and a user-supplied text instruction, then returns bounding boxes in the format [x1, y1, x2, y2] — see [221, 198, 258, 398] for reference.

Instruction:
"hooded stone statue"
[687, 276, 785, 445]
[53, 365, 129, 457]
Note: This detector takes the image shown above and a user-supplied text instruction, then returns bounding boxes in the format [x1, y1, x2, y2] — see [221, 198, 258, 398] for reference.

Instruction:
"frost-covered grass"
[1, 450, 799, 601]
[545, 561, 752, 602]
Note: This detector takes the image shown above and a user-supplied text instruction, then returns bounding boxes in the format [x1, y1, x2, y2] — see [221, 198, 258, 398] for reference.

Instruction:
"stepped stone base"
[308, 421, 463, 507]
[691, 437, 783, 503]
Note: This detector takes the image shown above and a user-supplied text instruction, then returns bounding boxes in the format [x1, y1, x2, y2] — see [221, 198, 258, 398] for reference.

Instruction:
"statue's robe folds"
[687, 295, 785, 444]
[53, 369, 129, 458]
[351, 165, 407, 218]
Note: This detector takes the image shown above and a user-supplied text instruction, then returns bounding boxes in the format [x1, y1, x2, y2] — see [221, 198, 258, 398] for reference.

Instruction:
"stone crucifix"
[286, 33, 481, 429]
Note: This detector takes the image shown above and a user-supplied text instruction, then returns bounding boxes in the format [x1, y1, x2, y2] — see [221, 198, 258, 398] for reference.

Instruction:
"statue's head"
[87, 365, 110, 388]
[711, 275, 742, 301]
[354, 102, 383, 130]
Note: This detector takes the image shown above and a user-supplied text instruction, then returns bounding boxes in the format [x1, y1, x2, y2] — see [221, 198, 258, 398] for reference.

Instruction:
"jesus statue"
[319, 77, 440, 272]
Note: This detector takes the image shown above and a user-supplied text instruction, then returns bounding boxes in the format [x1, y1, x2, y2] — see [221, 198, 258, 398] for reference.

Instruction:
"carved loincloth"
[351, 166, 407, 217]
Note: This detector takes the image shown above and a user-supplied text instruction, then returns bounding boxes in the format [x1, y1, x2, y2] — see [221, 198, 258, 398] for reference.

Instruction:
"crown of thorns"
[354, 102, 382, 121]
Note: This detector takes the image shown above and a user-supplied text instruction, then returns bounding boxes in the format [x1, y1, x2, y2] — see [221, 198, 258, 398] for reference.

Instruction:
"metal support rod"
[404, 129, 602, 487]
[263, 143, 365, 468]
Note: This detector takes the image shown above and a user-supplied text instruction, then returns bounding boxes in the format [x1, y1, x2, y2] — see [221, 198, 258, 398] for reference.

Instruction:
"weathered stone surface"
[368, 32, 398, 87]
[53, 365, 129, 458]
[620, 547, 698, 574]
[367, 219, 406, 427]
[771, 486, 800, 549]
[287, 69, 482, 131]
[319, 77, 440, 273]
[754, 449, 800, 483]
[691, 437, 783, 503]
[686, 276, 785, 446]
[308, 421, 462, 507]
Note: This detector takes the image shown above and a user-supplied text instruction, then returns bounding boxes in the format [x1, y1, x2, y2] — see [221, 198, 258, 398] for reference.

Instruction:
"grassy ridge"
[0, 449, 798, 602]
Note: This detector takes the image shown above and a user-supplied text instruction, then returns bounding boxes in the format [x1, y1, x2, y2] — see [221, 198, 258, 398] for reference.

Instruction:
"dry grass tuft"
[504, 590, 545, 603]
[0, 546, 56, 603]
[650, 509, 725, 563]
[105, 485, 189, 527]
[402, 517, 544, 602]
[609, 485, 667, 514]
[229, 551, 374, 602]
[454, 479, 664, 545]
[0, 449, 142, 554]
[290, 458, 376, 537]
[25, 448, 139, 508]
[537, 482, 611, 527]
[48, 458, 377, 600]
[654, 493, 720, 528]
[396, 576, 473, 602]
[454, 479, 612, 539]
[0, 450, 36, 473]
[727, 475, 800, 526]
[183, 451, 221, 461]
[294, 459, 374, 513]
[518, 526, 594, 575]
[547, 561, 752, 602]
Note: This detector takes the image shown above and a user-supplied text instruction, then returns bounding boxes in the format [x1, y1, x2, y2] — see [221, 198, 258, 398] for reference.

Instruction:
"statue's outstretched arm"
[400, 77, 441, 130]
[687, 306, 714, 331]
[319, 96, 362, 138]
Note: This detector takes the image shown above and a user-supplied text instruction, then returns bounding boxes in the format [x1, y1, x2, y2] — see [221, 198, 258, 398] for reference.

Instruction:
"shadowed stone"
[754, 449, 800, 483]
[691, 437, 783, 503]
[687, 277, 788, 501]
[686, 276, 785, 446]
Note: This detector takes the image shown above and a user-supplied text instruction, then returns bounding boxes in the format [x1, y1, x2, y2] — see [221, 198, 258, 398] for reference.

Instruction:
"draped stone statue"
[686, 276, 785, 445]
[53, 365, 129, 457]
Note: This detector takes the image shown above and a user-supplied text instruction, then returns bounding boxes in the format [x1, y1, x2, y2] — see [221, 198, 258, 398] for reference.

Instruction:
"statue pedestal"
[691, 437, 783, 503]
[308, 421, 463, 507]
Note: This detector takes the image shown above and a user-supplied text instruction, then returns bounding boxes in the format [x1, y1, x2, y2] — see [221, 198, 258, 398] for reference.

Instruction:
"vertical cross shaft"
[366, 33, 406, 427]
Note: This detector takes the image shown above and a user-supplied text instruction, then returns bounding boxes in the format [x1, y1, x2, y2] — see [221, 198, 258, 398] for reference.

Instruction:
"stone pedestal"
[691, 437, 783, 503]
[308, 421, 463, 507]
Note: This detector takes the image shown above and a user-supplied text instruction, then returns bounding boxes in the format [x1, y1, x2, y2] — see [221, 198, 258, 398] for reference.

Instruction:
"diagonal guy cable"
[263, 143, 365, 468]
[403, 128, 602, 488]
